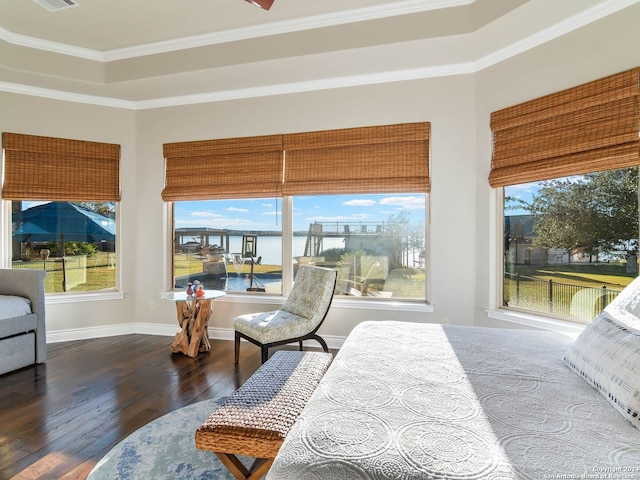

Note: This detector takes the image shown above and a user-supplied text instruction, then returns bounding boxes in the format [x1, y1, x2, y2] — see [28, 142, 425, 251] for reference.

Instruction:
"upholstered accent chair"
[234, 265, 337, 364]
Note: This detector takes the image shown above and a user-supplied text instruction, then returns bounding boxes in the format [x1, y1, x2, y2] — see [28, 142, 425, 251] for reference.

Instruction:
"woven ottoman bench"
[195, 350, 333, 480]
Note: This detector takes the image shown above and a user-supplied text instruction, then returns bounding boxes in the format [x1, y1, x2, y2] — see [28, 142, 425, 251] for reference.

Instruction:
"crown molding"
[134, 62, 475, 110]
[104, 0, 474, 61]
[1, 0, 637, 110]
[0, 27, 103, 61]
[0, 81, 135, 109]
[474, 0, 640, 70]
[0, 0, 474, 62]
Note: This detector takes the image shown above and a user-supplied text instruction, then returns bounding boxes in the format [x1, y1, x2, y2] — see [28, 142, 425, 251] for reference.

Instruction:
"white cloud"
[343, 199, 377, 207]
[226, 207, 248, 212]
[379, 196, 425, 210]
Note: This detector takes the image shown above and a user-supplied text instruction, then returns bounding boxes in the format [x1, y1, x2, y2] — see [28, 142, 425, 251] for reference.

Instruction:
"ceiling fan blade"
[245, 0, 274, 10]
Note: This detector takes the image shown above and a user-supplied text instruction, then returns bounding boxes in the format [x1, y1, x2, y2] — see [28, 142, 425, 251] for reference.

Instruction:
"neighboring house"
[505, 215, 587, 266]
[506, 215, 632, 266]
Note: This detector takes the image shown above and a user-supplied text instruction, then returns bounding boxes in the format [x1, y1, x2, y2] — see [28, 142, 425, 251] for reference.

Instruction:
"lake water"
[226, 235, 345, 265]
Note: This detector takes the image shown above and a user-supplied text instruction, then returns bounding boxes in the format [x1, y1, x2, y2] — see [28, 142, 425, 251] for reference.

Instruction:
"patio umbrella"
[13, 202, 115, 291]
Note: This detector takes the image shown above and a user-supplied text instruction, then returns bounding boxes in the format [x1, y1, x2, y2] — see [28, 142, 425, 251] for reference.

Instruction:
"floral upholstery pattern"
[234, 266, 337, 345]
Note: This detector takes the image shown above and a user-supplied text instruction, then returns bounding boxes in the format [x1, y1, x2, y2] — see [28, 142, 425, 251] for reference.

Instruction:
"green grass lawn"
[505, 263, 634, 321]
[14, 252, 116, 293]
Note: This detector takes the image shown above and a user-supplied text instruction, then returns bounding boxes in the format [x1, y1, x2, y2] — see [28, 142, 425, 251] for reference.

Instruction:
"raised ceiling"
[0, 0, 636, 108]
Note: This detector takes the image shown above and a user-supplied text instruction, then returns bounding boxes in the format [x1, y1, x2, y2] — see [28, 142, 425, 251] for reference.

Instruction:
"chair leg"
[261, 345, 269, 364]
[234, 331, 241, 365]
[299, 340, 303, 351]
[312, 335, 329, 353]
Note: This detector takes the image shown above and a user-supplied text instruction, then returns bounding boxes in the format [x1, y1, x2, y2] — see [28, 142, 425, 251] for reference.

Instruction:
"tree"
[383, 210, 425, 268]
[76, 202, 115, 218]
[518, 168, 638, 259]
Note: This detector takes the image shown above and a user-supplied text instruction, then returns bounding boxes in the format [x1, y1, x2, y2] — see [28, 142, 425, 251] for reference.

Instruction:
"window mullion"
[281, 196, 294, 296]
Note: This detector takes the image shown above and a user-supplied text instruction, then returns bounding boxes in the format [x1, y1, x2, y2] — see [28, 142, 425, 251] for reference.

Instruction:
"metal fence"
[504, 272, 622, 320]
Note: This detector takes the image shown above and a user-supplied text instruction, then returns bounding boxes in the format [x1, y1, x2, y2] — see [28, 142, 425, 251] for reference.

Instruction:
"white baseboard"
[47, 323, 346, 349]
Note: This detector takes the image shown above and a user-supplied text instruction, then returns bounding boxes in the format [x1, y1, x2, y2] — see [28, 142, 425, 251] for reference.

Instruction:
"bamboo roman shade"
[489, 67, 640, 188]
[2, 132, 121, 201]
[162, 135, 283, 201]
[282, 122, 430, 195]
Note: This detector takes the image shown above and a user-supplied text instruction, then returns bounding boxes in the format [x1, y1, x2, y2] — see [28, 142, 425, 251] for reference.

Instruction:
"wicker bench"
[195, 350, 333, 480]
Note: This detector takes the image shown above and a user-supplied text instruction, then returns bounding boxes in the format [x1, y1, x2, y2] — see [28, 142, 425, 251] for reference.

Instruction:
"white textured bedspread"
[267, 321, 640, 480]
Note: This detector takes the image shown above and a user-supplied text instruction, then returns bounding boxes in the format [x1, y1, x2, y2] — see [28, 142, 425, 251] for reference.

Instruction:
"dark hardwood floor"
[0, 335, 332, 480]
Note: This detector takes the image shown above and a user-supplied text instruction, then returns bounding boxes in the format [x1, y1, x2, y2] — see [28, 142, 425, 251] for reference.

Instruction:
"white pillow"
[563, 308, 640, 430]
[604, 275, 640, 318]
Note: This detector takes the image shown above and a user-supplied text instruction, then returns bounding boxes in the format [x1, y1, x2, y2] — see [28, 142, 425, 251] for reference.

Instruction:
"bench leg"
[214, 452, 274, 480]
[248, 458, 274, 479]
[215, 452, 249, 479]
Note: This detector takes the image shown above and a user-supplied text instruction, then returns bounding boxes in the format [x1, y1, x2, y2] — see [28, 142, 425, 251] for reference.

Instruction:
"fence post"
[602, 285, 608, 310]
[516, 272, 520, 304]
[548, 279, 553, 313]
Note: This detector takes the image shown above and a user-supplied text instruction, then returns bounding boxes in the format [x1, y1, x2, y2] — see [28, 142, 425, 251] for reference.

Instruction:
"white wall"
[2, 4, 640, 342]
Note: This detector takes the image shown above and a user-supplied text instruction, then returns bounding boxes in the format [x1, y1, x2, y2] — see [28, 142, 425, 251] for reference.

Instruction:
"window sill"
[220, 293, 433, 312]
[334, 297, 433, 312]
[46, 291, 124, 304]
[486, 308, 584, 336]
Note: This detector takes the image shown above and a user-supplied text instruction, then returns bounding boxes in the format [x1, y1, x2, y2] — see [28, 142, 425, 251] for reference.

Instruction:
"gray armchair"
[0, 268, 46, 375]
[234, 265, 337, 364]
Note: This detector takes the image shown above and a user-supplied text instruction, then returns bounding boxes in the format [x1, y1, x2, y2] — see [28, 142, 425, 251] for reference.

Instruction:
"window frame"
[0, 199, 123, 302]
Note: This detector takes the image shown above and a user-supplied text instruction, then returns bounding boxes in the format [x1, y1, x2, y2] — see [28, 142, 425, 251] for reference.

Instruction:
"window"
[173, 198, 283, 294]
[503, 168, 638, 323]
[292, 194, 425, 299]
[164, 122, 430, 300]
[11, 201, 117, 293]
[491, 68, 640, 323]
[171, 193, 426, 299]
[2, 133, 120, 295]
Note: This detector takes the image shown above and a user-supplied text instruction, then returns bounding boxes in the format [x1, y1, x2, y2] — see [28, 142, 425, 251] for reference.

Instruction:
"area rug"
[87, 395, 250, 480]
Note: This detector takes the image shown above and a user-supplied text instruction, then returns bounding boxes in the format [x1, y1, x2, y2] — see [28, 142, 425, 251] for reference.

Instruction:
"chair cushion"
[281, 267, 335, 327]
[234, 310, 314, 345]
[0, 295, 32, 320]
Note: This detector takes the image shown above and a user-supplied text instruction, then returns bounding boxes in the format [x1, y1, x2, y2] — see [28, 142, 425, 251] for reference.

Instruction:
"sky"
[174, 194, 426, 232]
[504, 183, 537, 216]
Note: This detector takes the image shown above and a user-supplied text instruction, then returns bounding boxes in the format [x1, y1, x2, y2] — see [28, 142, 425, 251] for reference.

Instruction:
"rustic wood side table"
[160, 290, 225, 357]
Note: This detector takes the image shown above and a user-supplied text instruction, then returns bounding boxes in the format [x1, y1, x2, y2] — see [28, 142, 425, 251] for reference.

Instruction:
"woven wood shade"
[489, 68, 640, 187]
[282, 122, 430, 195]
[162, 135, 283, 201]
[2, 132, 121, 201]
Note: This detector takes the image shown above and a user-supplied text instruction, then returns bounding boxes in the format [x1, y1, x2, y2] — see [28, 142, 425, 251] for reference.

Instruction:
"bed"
[267, 286, 640, 479]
